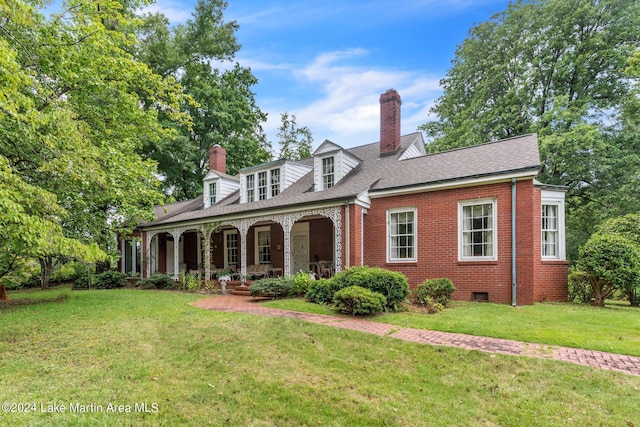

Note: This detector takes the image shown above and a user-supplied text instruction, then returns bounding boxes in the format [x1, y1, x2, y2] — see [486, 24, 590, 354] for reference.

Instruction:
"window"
[255, 227, 271, 264]
[270, 168, 280, 197]
[208, 182, 216, 206]
[460, 200, 496, 260]
[258, 171, 267, 201]
[388, 208, 417, 262]
[322, 157, 334, 189]
[246, 174, 255, 202]
[542, 203, 561, 258]
[224, 230, 238, 267]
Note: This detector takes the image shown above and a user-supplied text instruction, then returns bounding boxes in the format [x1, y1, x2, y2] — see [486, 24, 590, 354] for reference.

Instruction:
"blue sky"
[147, 0, 513, 149]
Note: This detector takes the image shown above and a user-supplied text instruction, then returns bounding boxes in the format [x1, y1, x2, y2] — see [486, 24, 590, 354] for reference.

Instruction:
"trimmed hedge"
[305, 278, 344, 305]
[139, 273, 177, 290]
[413, 278, 456, 307]
[249, 278, 295, 298]
[333, 286, 386, 315]
[306, 266, 409, 311]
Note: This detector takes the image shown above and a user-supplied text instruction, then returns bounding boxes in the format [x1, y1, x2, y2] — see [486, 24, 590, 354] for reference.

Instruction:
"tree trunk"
[39, 257, 56, 289]
[0, 284, 8, 302]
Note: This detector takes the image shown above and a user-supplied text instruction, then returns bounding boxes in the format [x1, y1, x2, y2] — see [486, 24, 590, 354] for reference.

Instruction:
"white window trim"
[321, 156, 335, 190]
[254, 226, 271, 265]
[209, 181, 216, 206]
[246, 174, 255, 202]
[270, 168, 280, 197]
[223, 230, 238, 268]
[386, 207, 418, 263]
[458, 198, 498, 261]
[257, 171, 267, 201]
[541, 192, 566, 261]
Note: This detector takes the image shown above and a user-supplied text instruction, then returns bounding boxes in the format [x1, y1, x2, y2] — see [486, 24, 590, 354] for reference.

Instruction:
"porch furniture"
[268, 267, 282, 277]
[318, 260, 333, 278]
[245, 264, 270, 279]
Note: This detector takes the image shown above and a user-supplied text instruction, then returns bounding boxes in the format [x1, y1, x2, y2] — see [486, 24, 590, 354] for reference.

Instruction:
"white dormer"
[398, 133, 427, 160]
[203, 171, 240, 209]
[313, 140, 361, 191]
[239, 159, 312, 204]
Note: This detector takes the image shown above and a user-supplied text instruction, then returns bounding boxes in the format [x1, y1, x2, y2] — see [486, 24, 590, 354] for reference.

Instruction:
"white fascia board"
[142, 200, 351, 232]
[368, 170, 538, 199]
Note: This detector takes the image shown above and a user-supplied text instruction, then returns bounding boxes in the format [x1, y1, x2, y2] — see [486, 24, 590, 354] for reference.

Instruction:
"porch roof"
[143, 133, 541, 228]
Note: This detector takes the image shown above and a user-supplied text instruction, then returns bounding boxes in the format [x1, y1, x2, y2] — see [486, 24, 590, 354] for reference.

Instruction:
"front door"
[291, 222, 309, 274]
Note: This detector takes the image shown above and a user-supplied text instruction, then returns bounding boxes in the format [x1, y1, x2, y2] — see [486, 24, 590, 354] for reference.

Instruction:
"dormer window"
[322, 157, 335, 189]
[271, 168, 280, 197]
[208, 182, 216, 205]
[258, 171, 267, 201]
[246, 174, 255, 202]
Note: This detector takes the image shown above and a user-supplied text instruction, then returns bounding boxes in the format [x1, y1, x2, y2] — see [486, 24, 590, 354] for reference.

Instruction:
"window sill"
[457, 260, 498, 266]
[541, 259, 569, 265]
[385, 260, 418, 266]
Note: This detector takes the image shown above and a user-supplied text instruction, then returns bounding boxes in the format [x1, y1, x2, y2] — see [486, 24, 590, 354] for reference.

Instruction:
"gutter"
[512, 177, 517, 307]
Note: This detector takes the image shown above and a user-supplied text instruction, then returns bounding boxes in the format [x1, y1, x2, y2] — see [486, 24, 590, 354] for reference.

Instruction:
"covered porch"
[143, 207, 344, 282]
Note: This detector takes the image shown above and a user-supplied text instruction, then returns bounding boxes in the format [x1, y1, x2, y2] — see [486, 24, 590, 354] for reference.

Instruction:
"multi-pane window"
[246, 174, 255, 202]
[270, 168, 280, 197]
[225, 231, 238, 266]
[209, 182, 216, 206]
[258, 171, 267, 201]
[460, 201, 496, 259]
[542, 204, 558, 258]
[256, 228, 271, 264]
[388, 209, 416, 262]
[322, 157, 335, 189]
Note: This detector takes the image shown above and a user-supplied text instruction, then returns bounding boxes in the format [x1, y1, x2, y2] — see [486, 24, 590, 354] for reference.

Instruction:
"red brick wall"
[348, 204, 364, 267]
[361, 180, 567, 304]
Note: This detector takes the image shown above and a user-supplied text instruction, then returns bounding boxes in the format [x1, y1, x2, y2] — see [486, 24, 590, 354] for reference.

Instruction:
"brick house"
[120, 89, 568, 305]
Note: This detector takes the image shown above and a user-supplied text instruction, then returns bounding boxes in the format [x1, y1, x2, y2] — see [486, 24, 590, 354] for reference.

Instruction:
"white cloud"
[261, 49, 442, 148]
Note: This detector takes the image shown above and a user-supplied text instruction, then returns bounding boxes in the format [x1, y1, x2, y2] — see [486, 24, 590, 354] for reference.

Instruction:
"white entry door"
[291, 222, 309, 275]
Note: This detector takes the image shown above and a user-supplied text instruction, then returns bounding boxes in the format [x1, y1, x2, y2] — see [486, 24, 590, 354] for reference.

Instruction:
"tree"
[136, 1, 271, 200]
[1, 0, 189, 286]
[577, 234, 640, 307]
[276, 112, 313, 160]
[420, 0, 640, 260]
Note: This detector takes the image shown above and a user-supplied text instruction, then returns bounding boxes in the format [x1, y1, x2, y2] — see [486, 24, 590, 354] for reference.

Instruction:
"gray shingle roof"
[145, 133, 541, 228]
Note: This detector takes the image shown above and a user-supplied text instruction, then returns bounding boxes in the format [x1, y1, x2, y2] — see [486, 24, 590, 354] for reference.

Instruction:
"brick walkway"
[194, 295, 640, 377]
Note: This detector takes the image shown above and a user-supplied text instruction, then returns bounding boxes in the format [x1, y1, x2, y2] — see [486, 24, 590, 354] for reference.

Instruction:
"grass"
[0, 287, 638, 426]
[263, 298, 640, 356]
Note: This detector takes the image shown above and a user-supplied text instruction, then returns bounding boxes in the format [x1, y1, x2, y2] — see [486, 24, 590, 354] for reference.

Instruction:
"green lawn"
[1, 287, 639, 426]
[263, 298, 640, 356]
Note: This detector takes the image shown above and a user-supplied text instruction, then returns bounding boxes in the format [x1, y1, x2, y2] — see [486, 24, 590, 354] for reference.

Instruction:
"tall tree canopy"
[276, 112, 313, 160]
[136, 0, 271, 200]
[1, 0, 189, 286]
[420, 0, 640, 260]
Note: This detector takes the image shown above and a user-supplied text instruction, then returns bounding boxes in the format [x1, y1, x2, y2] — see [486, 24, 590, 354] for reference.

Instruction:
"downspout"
[511, 178, 517, 307]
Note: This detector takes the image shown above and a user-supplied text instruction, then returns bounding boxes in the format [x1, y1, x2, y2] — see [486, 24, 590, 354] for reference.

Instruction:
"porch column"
[146, 231, 161, 278]
[169, 228, 185, 279]
[201, 226, 212, 281]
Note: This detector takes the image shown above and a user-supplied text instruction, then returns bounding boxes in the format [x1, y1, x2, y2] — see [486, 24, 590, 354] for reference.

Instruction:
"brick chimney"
[208, 144, 226, 174]
[379, 89, 402, 157]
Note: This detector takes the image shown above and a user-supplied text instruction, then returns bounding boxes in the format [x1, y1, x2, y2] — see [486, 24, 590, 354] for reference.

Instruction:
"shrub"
[92, 271, 127, 289]
[333, 286, 386, 315]
[249, 278, 294, 298]
[305, 278, 344, 304]
[413, 278, 456, 307]
[50, 261, 84, 283]
[139, 273, 177, 290]
[578, 234, 640, 306]
[331, 266, 409, 311]
[567, 270, 593, 304]
[291, 271, 314, 297]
